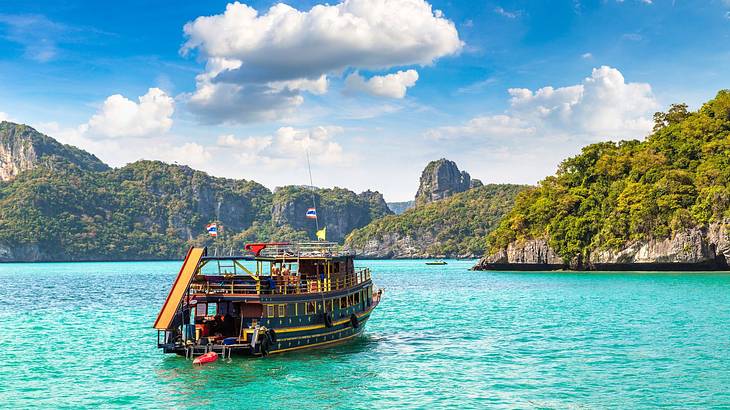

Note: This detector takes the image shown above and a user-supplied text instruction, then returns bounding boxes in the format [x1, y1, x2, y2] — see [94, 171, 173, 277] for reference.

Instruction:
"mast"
[306, 151, 320, 231]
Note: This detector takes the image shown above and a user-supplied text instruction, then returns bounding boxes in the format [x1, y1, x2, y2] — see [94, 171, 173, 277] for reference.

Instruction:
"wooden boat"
[425, 260, 447, 265]
[153, 242, 382, 358]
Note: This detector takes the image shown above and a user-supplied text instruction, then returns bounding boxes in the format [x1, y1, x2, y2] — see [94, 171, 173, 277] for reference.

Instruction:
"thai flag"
[306, 208, 317, 219]
[206, 223, 218, 237]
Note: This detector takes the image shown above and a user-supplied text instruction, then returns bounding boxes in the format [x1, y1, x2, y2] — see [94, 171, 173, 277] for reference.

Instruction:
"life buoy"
[350, 313, 359, 329]
[323, 312, 333, 328]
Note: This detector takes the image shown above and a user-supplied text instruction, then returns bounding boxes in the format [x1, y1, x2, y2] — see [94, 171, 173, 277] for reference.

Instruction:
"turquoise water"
[2, 260, 730, 408]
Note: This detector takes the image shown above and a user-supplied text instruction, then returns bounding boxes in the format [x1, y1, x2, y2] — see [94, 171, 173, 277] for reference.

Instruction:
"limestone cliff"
[0, 121, 108, 180]
[473, 222, 730, 271]
[415, 158, 472, 206]
[271, 186, 392, 243]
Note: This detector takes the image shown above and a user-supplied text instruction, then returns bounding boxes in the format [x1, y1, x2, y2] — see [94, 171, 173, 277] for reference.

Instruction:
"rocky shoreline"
[473, 221, 730, 271]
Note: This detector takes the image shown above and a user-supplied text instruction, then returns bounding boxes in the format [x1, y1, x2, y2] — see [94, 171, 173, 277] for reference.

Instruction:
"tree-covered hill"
[345, 184, 527, 258]
[0, 122, 392, 261]
[480, 90, 730, 269]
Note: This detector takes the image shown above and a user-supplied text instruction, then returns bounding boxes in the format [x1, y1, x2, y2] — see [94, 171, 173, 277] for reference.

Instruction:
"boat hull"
[165, 309, 373, 358]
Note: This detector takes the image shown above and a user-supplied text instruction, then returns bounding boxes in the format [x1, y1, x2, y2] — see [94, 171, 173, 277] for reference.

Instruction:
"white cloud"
[494, 6, 520, 18]
[581, 52, 593, 59]
[155, 142, 213, 167]
[508, 66, 657, 139]
[84, 88, 174, 138]
[427, 115, 535, 140]
[0, 112, 10, 122]
[182, 0, 461, 123]
[0, 14, 64, 62]
[344, 70, 419, 98]
[427, 66, 658, 143]
[217, 126, 345, 165]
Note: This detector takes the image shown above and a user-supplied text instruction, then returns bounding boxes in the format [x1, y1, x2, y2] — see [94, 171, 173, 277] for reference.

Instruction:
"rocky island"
[474, 90, 730, 271]
[345, 159, 526, 258]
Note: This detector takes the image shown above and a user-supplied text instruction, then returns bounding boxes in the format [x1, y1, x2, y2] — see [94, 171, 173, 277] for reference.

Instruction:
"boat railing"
[253, 242, 353, 258]
[189, 268, 371, 296]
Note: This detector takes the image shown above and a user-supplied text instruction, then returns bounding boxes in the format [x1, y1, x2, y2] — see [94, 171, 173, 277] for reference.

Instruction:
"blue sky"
[0, 0, 729, 200]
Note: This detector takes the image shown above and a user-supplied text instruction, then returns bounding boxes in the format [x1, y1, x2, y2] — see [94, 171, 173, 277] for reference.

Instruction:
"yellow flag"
[316, 227, 326, 241]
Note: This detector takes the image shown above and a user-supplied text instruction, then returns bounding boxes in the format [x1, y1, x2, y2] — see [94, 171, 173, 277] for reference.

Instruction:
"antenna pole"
[306, 151, 320, 231]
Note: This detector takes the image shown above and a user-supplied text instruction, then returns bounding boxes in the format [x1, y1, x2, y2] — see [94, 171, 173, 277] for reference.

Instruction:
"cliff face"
[0, 123, 392, 261]
[0, 121, 108, 181]
[271, 186, 392, 243]
[474, 222, 730, 271]
[415, 158, 472, 206]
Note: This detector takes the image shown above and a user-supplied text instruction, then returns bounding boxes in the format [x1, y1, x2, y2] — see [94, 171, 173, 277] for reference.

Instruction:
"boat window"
[278, 304, 286, 318]
[340, 296, 348, 308]
[196, 303, 207, 317]
[354, 292, 360, 305]
[207, 303, 217, 316]
[266, 304, 275, 318]
[326, 299, 333, 312]
[306, 301, 316, 315]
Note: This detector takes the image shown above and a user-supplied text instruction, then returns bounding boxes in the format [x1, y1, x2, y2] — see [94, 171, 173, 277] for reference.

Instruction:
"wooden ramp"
[153, 247, 205, 330]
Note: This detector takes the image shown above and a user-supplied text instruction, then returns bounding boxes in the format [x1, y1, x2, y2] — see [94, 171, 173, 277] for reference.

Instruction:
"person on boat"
[223, 313, 235, 336]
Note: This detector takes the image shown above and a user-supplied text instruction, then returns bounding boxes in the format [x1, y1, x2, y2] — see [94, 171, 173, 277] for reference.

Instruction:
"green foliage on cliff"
[0, 160, 273, 260]
[0, 124, 394, 260]
[487, 90, 730, 262]
[346, 184, 527, 256]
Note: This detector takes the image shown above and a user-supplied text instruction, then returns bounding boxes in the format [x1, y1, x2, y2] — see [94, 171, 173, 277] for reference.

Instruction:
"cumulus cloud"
[155, 142, 213, 167]
[182, 0, 461, 123]
[217, 126, 345, 165]
[344, 70, 419, 98]
[0, 112, 10, 122]
[427, 66, 658, 142]
[83, 88, 174, 138]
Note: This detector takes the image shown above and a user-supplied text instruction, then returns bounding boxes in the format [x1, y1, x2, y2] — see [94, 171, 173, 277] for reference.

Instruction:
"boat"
[153, 242, 382, 358]
[425, 260, 447, 265]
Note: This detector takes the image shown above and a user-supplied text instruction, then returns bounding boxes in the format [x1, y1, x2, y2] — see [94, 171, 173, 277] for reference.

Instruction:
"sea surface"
[1, 259, 730, 409]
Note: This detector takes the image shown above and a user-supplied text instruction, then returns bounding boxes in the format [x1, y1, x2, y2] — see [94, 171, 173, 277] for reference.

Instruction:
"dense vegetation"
[0, 160, 275, 259]
[487, 90, 730, 263]
[346, 184, 527, 256]
[0, 126, 391, 260]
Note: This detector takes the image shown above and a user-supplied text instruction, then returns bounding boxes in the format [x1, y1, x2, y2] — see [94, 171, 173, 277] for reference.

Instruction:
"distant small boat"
[426, 260, 447, 265]
[193, 351, 218, 365]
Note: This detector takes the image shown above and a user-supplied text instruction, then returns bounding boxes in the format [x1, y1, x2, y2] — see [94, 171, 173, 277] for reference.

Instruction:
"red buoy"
[193, 351, 218, 365]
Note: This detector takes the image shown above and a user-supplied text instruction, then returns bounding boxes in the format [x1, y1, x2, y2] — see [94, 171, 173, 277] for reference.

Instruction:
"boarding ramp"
[153, 247, 206, 330]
